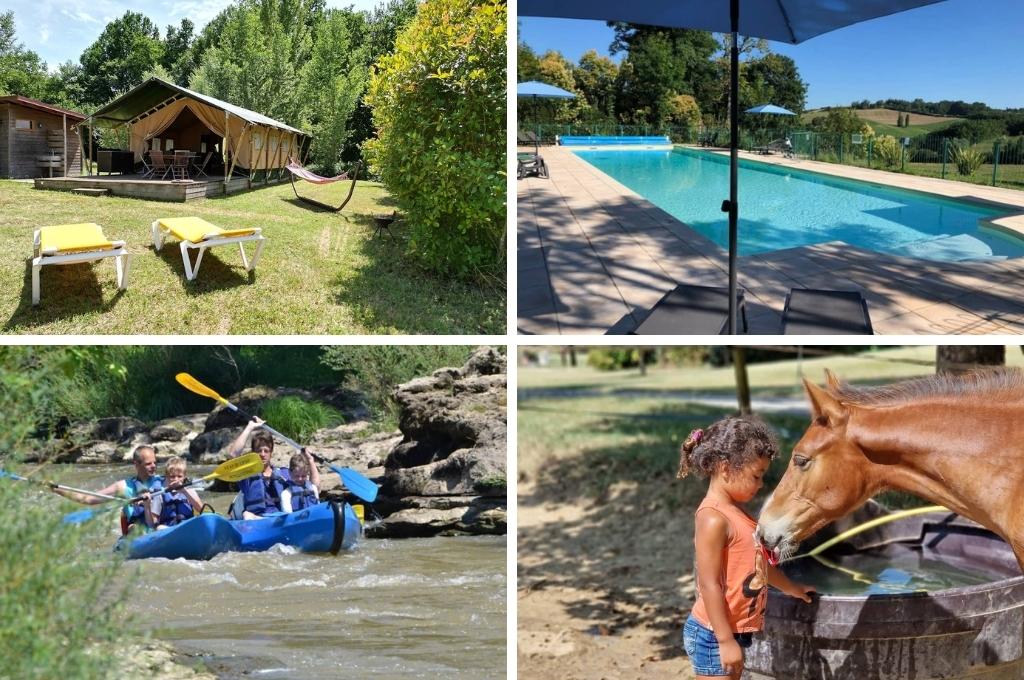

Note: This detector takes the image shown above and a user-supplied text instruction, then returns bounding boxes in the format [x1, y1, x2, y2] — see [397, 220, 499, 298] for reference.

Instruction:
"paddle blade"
[63, 508, 98, 524]
[207, 452, 264, 483]
[0, 469, 27, 482]
[337, 467, 378, 503]
[175, 373, 228, 404]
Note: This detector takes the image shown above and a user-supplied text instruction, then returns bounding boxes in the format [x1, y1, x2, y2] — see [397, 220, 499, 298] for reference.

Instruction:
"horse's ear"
[824, 369, 842, 392]
[803, 378, 848, 427]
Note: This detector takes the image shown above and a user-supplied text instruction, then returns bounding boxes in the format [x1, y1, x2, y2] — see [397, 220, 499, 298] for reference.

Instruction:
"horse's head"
[756, 371, 876, 563]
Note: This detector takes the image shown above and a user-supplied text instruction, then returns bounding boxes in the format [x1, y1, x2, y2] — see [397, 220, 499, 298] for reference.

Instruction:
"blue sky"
[519, 0, 1024, 110]
[7, 0, 382, 68]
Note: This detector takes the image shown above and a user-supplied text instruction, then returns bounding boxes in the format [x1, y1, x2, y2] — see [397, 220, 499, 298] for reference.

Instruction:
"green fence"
[519, 123, 695, 145]
[783, 131, 1024, 190]
[521, 121, 1024, 191]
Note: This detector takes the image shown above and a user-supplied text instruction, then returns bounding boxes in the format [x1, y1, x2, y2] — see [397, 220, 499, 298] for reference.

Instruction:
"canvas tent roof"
[90, 77, 306, 136]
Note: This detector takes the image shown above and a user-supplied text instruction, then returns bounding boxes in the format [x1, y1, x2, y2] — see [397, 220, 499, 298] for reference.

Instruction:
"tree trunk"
[733, 346, 751, 415]
[936, 346, 1005, 374]
[569, 348, 577, 367]
[638, 347, 647, 376]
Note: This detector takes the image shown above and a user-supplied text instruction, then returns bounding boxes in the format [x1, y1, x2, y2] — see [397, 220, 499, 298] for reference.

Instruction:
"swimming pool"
[574, 147, 1023, 261]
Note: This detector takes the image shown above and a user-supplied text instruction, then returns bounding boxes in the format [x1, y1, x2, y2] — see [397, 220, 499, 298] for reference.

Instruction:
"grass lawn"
[518, 345, 1024, 508]
[865, 118, 958, 138]
[517, 346, 1017, 394]
[0, 179, 504, 334]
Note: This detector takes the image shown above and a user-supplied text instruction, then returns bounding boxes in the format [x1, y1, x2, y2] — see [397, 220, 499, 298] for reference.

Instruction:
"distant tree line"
[517, 24, 808, 131]
[0, 1, 418, 174]
[839, 98, 1024, 138]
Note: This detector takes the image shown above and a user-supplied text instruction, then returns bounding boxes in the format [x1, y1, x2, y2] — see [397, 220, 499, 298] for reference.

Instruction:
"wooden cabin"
[0, 96, 86, 179]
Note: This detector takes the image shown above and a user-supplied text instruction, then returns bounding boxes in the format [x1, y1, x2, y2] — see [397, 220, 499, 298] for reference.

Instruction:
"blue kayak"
[115, 501, 361, 560]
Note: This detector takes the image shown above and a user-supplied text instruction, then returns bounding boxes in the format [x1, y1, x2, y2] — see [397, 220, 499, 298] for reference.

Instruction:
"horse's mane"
[831, 367, 1024, 406]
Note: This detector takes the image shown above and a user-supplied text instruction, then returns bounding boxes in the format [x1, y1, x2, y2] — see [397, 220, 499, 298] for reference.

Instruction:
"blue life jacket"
[123, 475, 165, 525]
[237, 468, 291, 516]
[157, 489, 195, 527]
[285, 481, 319, 512]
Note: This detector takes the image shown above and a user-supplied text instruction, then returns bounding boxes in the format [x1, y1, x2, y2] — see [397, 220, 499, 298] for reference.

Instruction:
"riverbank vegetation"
[37, 345, 480, 429]
[0, 347, 131, 679]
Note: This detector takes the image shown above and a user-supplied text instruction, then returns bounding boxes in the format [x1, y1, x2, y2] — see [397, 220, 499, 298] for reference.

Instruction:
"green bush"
[909, 148, 940, 163]
[363, 0, 506, 280]
[874, 135, 902, 168]
[52, 347, 347, 423]
[951, 144, 984, 176]
[261, 396, 345, 442]
[586, 348, 648, 371]
[0, 347, 131, 679]
[321, 345, 480, 426]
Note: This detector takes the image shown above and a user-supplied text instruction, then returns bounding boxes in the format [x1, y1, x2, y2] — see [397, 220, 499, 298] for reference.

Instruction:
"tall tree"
[162, 18, 197, 85]
[611, 25, 717, 127]
[301, 10, 366, 174]
[936, 347, 1005, 374]
[743, 53, 806, 113]
[574, 50, 618, 123]
[345, 0, 417, 161]
[733, 347, 751, 415]
[517, 36, 541, 82]
[79, 11, 164, 106]
[0, 11, 51, 99]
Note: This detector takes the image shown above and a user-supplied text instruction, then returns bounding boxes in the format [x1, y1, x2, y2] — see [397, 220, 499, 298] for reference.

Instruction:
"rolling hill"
[801, 107, 962, 137]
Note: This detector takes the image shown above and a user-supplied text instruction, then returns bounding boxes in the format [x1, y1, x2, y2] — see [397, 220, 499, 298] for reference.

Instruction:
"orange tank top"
[690, 497, 768, 633]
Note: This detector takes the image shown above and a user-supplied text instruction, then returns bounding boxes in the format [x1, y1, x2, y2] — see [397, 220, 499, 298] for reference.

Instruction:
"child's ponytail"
[677, 428, 704, 479]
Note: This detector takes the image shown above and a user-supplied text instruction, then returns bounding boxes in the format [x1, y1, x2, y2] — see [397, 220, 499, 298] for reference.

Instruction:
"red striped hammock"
[284, 157, 361, 212]
[285, 157, 350, 184]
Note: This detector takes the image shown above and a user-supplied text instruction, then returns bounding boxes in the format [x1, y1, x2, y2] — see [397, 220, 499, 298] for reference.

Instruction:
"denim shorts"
[681, 614, 754, 676]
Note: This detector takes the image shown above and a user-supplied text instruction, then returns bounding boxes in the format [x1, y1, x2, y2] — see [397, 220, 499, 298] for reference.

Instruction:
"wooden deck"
[32, 173, 278, 202]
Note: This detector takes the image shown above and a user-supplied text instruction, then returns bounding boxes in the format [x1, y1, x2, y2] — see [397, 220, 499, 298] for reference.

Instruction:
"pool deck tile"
[517, 145, 1024, 335]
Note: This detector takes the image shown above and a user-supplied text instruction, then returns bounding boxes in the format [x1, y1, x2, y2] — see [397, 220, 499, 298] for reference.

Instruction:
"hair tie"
[690, 428, 703, 444]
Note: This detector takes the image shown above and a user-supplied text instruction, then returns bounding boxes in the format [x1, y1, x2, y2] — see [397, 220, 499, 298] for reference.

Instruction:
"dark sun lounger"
[631, 284, 748, 335]
[780, 288, 873, 334]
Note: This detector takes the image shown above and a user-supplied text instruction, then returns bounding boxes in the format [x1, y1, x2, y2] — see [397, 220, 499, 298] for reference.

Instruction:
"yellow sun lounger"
[32, 223, 131, 306]
[151, 217, 265, 281]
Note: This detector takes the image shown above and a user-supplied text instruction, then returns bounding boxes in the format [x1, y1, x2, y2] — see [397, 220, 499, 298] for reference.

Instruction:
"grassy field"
[0, 179, 504, 334]
[801, 107, 961, 139]
[518, 346, 1024, 394]
[519, 346, 1024, 512]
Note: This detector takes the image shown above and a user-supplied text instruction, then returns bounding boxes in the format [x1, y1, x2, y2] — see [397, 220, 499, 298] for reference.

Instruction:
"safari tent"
[87, 77, 309, 183]
[0, 95, 85, 179]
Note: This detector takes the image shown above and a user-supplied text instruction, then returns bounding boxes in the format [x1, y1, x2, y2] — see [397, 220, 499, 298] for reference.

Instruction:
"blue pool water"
[574, 147, 1022, 261]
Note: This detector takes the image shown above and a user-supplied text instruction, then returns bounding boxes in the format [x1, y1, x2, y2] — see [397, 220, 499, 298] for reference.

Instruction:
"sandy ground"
[518, 475, 699, 680]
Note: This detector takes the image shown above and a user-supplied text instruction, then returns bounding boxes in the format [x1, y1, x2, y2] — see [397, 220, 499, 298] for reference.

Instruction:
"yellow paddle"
[176, 373, 379, 502]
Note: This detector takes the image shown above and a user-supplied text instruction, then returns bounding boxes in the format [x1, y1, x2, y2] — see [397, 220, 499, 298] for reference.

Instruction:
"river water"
[64, 464, 507, 679]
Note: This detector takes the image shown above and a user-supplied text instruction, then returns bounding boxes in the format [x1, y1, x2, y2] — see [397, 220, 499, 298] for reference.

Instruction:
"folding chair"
[150, 150, 170, 179]
[193, 151, 214, 178]
[779, 288, 873, 334]
[139, 152, 153, 178]
[631, 284, 748, 334]
[31, 223, 131, 305]
[152, 216, 265, 281]
[172, 150, 190, 181]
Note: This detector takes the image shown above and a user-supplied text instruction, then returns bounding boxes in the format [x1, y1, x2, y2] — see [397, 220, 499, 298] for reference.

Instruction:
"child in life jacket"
[280, 451, 321, 513]
[145, 457, 204, 530]
[679, 417, 815, 680]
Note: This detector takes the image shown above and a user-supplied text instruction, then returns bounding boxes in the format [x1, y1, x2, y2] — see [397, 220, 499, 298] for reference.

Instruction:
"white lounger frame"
[151, 220, 265, 281]
[31, 229, 131, 306]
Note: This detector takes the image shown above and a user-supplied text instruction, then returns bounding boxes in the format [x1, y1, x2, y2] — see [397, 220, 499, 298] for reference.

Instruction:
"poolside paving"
[517, 145, 1024, 335]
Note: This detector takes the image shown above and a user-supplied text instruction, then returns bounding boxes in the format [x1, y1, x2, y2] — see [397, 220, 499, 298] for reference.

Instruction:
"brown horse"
[756, 368, 1024, 570]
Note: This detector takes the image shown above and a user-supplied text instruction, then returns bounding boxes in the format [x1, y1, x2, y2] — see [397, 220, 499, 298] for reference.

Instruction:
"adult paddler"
[51, 444, 165, 534]
[227, 417, 319, 519]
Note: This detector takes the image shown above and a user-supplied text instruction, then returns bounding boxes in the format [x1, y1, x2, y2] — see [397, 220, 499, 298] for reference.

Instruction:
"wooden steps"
[71, 187, 111, 197]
